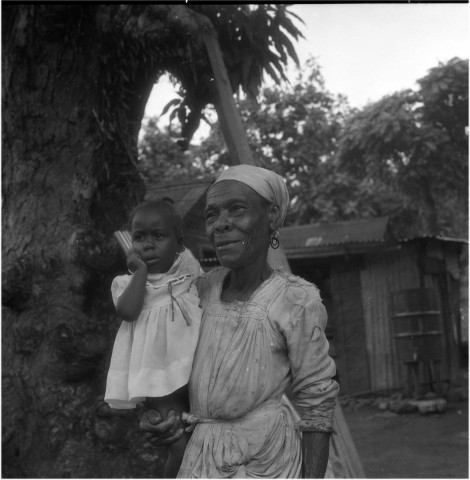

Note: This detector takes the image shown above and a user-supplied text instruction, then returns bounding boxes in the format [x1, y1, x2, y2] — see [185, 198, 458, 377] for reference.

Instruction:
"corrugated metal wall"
[360, 246, 421, 390]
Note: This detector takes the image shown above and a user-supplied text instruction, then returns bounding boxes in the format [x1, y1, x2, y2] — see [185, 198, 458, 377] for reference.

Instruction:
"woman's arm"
[285, 290, 339, 425]
[115, 254, 147, 322]
[282, 282, 339, 476]
[302, 431, 331, 478]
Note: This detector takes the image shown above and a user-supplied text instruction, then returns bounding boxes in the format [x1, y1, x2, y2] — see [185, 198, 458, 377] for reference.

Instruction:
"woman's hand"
[126, 252, 147, 273]
[140, 409, 185, 446]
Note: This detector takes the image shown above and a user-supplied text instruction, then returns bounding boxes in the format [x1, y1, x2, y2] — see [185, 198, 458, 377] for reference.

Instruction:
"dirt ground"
[342, 399, 468, 478]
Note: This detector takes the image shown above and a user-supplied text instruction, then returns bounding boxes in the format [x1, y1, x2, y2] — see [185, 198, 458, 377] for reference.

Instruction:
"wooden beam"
[203, 32, 255, 166]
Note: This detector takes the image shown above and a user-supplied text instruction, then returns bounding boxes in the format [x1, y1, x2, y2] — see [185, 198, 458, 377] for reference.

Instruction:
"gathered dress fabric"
[104, 249, 202, 409]
[177, 268, 339, 478]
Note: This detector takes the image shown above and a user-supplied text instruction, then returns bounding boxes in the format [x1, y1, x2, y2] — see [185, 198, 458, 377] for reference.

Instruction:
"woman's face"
[205, 181, 275, 269]
[131, 207, 181, 274]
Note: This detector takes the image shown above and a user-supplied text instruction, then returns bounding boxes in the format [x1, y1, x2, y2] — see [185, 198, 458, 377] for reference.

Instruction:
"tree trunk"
[2, 7, 165, 477]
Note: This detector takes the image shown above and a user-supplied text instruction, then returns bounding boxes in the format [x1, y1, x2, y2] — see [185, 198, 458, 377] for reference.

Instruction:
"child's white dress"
[105, 249, 203, 409]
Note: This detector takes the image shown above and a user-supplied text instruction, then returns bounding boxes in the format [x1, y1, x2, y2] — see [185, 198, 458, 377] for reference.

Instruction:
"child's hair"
[129, 198, 183, 240]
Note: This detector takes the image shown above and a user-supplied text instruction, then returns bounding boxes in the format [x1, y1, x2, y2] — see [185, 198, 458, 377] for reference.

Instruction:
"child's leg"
[145, 385, 190, 478]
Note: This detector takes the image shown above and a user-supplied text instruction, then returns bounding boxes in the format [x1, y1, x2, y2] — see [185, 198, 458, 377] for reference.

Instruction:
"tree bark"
[1, 6, 164, 477]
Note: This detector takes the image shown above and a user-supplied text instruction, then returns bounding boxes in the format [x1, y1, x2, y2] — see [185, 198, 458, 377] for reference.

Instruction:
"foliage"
[188, 58, 381, 226]
[139, 57, 350, 219]
[337, 57, 468, 237]
[144, 57, 468, 239]
[234, 58, 355, 224]
[138, 116, 228, 186]
[155, 4, 304, 148]
[138, 118, 199, 183]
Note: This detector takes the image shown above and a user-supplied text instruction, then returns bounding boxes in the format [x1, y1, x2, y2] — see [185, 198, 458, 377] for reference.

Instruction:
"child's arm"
[115, 253, 148, 322]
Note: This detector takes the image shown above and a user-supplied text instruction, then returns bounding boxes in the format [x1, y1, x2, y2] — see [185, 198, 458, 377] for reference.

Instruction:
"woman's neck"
[222, 261, 273, 303]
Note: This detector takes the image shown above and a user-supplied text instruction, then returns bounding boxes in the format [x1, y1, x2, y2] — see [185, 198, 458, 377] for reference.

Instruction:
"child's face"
[131, 207, 182, 274]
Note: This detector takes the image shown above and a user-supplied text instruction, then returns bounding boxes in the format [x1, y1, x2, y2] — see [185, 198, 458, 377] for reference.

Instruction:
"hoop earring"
[270, 230, 280, 249]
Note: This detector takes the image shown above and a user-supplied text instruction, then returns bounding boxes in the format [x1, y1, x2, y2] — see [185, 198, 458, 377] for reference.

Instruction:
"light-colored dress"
[105, 249, 202, 409]
[178, 267, 339, 478]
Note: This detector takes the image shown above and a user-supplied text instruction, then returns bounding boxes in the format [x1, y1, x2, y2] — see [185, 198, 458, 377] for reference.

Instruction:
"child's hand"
[126, 252, 147, 273]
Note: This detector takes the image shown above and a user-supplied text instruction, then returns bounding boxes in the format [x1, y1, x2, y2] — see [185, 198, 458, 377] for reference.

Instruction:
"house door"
[287, 259, 338, 380]
[330, 258, 370, 394]
[289, 257, 370, 394]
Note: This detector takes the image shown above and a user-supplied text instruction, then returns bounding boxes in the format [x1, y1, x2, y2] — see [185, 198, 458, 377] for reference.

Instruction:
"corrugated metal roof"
[280, 217, 392, 249]
[146, 179, 213, 217]
[398, 235, 468, 245]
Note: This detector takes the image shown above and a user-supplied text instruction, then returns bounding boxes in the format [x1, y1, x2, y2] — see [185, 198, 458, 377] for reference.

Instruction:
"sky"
[144, 3, 468, 132]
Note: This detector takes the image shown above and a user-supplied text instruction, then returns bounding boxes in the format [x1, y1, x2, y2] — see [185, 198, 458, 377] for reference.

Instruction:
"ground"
[342, 399, 468, 478]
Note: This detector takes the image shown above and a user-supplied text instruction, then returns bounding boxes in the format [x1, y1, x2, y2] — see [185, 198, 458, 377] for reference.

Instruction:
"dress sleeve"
[195, 268, 224, 308]
[282, 281, 339, 433]
[195, 271, 209, 301]
[180, 248, 205, 279]
[110, 275, 131, 306]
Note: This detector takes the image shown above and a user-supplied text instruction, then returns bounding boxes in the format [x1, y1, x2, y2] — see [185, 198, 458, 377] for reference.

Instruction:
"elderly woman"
[141, 165, 339, 478]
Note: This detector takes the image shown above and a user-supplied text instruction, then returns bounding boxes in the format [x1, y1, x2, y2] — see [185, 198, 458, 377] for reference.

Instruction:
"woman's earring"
[270, 230, 280, 249]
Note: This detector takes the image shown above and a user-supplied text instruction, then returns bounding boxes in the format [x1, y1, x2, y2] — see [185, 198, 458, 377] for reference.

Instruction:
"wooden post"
[202, 27, 365, 479]
[202, 32, 256, 166]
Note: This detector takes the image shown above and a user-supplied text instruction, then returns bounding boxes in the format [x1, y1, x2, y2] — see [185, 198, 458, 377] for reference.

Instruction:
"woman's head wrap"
[209, 165, 289, 230]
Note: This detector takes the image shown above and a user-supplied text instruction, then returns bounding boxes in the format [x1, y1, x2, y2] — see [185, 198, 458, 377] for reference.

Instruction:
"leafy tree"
[337, 57, 468, 237]
[2, 4, 301, 477]
[138, 114, 228, 186]
[194, 58, 379, 225]
[236, 58, 351, 224]
[142, 57, 467, 239]
[138, 118, 203, 184]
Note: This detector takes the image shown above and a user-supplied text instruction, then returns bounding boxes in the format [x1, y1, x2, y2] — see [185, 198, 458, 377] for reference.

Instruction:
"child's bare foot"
[140, 409, 184, 446]
[139, 409, 162, 429]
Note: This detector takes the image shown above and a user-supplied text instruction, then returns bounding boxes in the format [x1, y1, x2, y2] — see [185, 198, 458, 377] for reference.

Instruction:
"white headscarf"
[208, 165, 289, 230]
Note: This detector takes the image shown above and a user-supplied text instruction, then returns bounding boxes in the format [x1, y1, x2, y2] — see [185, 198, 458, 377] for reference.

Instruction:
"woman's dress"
[178, 267, 339, 478]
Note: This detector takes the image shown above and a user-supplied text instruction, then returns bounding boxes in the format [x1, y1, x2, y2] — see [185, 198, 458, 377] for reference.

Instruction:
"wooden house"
[146, 182, 467, 396]
[279, 217, 467, 396]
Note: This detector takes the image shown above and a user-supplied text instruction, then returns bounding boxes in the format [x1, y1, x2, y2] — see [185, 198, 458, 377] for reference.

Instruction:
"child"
[105, 198, 202, 477]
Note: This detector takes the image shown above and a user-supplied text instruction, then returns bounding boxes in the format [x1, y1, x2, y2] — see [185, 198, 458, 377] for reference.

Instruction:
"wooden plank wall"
[360, 247, 421, 390]
[458, 248, 468, 344]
